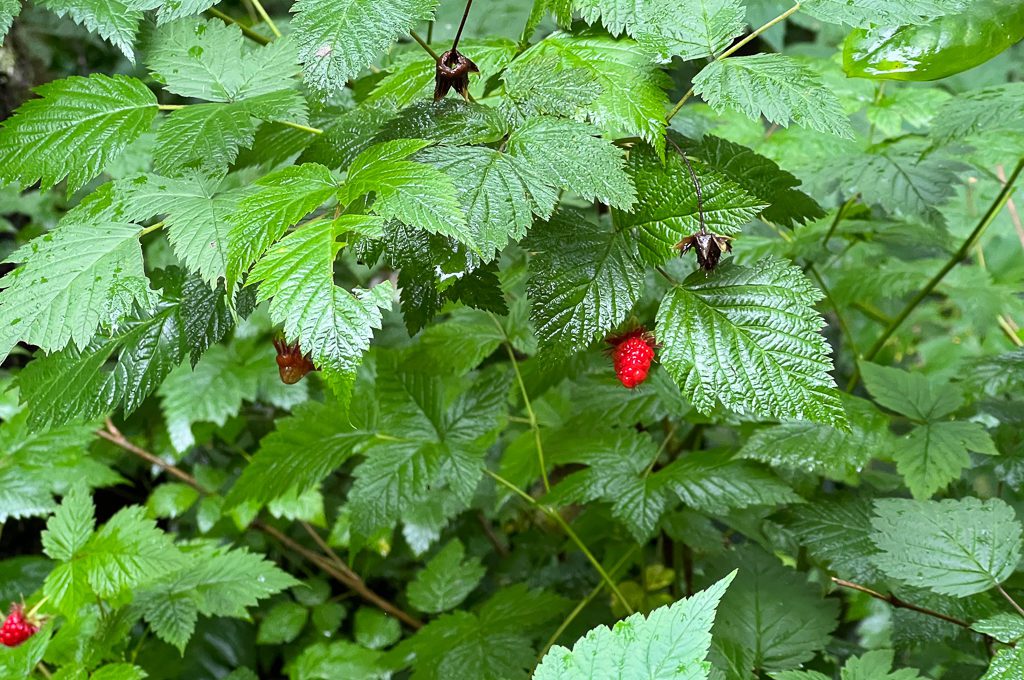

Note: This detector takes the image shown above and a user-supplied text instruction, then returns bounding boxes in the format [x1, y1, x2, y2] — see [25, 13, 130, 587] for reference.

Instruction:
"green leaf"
[0, 0, 21, 41]
[523, 31, 671, 147]
[353, 608, 401, 649]
[417, 145, 556, 257]
[981, 646, 1024, 680]
[526, 208, 644, 358]
[614, 141, 767, 264]
[288, 641, 389, 680]
[932, 83, 1024, 144]
[860, 362, 964, 420]
[662, 450, 803, 516]
[0, 221, 148, 360]
[656, 258, 846, 427]
[248, 218, 394, 386]
[972, 613, 1024, 644]
[407, 539, 486, 613]
[148, 18, 300, 102]
[894, 421, 998, 499]
[291, 0, 440, 97]
[0, 74, 157, 194]
[257, 601, 308, 645]
[338, 139, 467, 245]
[36, 0, 141, 60]
[693, 54, 854, 139]
[90, 663, 148, 680]
[705, 547, 838, 671]
[41, 486, 95, 563]
[226, 400, 370, 508]
[154, 103, 257, 176]
[147, 483, 200, 519]
[800, 0, 967, 26]
[16, 268, 235, 429]
[499, 56, 602, 122]
[632, 0, 746, 62]
[773, 649, 922, 680]
[507, 116, 635, 210]
[871, 497, 1023, 597]
[788, 496, 886, 583]
[83, 505, 183, 598]
[374, 99, 508, 147]
[225, 162, 338, 292]
[534, 571, 735, 680]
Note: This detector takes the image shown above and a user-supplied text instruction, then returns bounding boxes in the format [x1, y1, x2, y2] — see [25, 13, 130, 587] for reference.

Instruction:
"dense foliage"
[0, 0, 1023, 678]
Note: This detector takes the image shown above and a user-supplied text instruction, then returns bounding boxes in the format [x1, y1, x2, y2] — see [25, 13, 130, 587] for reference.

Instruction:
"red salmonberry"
[1, 604, 38, 647]
[607, 329, 657, 389]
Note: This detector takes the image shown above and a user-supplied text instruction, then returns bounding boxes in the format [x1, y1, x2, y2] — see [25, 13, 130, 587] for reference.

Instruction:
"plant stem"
[808, 264, 860, 358]
[205, 8, 270, 45]
[97, 420, 422, 629]
[643, 423, 678, 477]
[140, 221, 165, 236]
[666, 137, 704, 233]
[410, 30, 440, 61]
[848, 157, 1024, 389]
[490, 313, 550, 492]
[538, 546, 638, 659]
[157, 104, 186, 111]
[831, 578, 973, 630]
[279, 119, 324, 135]
[666, 2, 801, 124]
[485, 469, 633, 614]
[248, 0, 281, 38]
[821, 195, 858, 253]
[450, 0, 474, 53]
[997, 584, 1024, 618]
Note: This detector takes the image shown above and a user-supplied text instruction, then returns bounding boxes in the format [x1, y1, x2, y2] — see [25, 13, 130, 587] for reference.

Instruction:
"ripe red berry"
[1, 604, 38, 647]
[608, 329, 657, 389]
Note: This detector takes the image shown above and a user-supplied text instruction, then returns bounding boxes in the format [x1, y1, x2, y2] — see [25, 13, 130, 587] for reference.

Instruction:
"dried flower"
[675, 231, 733, 273]
[434, 49, 479, 101]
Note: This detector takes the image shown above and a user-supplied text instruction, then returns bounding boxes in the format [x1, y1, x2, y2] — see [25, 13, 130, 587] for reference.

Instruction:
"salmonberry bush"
[1, 0, 1023, 677]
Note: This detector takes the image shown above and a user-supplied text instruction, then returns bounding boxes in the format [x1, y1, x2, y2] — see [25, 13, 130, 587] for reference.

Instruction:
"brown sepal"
[434, 49, 479, 101]
[675, 232, 733, 273]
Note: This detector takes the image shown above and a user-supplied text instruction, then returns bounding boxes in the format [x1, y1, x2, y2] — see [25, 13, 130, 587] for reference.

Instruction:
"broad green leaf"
[800, 0, 968, 27]
[871, 497, 1023, 597]
[36, 0, 141, 60]
[248, 218, 394, 387]
[226, 400, 370, 508]
[338, 139, 467, 245]
[981, 646, 1024, 680]
[152, 0, 219, 23]
[0, 74, 157, 194]
[407, 539, 486, 613]
[374, 100, 508, 147]
[614, 141, 767, 264]
[787, 496, 885, 583]
[257, 601, 308, 645]
[932, 83, 1024, 144]
[288, 640, 389, 680]
[704, 547, 838, 671]
[894, 421, 998, 499]
[534, 571, 735, 680]
[656, 259, 846, 427]
[154, 103, 257, 176]
[90, 663, 147, 680]
[860, 361, 964, 420]
[0, 0, 21, 40]
[417, 145, 557, 257]
[148, 18, 300, 102]
[772, 649, 922, 680]
[662, 450, 803, 516]
[523, 31, 671, 147]
[291, 0, 440, 97]
[693, 54, 854, 139]
[972, 613, 1024, 644]
[526, 209, 644, 358]
[0, 221, 148, 360]
[353, 608, 401, 650]
[41, 486, 95, 563]
[499, 56, 602, 122]
[225, 162, 338, 291]
[507, 116, 635, 210]
[634, 0, 746, 61]
[16, 268, 234, 429]
[147, 483, 200, 519]
[83, 505, 183, 598]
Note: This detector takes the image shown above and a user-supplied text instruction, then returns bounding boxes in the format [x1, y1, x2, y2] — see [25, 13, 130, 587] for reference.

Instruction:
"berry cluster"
[608, 328, 657, 389]
[1, 604, 38, 647]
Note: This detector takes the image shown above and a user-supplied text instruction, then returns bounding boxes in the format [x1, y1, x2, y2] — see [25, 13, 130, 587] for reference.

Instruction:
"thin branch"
[489, 313, 550, 492]
[998, 315, 1024, 347]
[478, 511, 510, 557]
[205, 8, 270, 45]
[820, 195, 858, 254]
[995, 164, 1024, 250]
[410, 30, 440, 62]
[808, 264, 860, 358]
[666, 2, 802, 123]
[997, 584, 1024, 618]
[279, 119, 324, 135]
[848, 156, 1024, 390]
[450, 0, 474, 53]
[486, 469, 633, 614]
[99, 420, 204, 492]
[666, 136, 704, 234]
[248, 0, 281, 38]
[832, 578, 973, 630]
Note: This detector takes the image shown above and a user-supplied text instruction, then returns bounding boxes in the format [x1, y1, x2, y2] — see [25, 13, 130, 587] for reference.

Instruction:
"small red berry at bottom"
[1, 605, 37, 647]
[611, 334, 656, 389]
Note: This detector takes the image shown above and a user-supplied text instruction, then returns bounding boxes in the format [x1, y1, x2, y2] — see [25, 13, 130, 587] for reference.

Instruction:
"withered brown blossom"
[675, 231, 733, 272]
[434, 49, 479, 101]
[273, 337, 316, 385]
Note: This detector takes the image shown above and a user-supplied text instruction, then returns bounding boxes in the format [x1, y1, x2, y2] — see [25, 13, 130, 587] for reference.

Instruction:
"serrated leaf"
[871, 497, 1023, 597]
[693, 54, 854, 139]
[91, 663, 147, 680]
[338, 139, 467, 245]
[226, 400, 370, 508]
[291, 0, 440, 97]
[982, 647, 1024, 680]
[894, 421, 998, 499]
[418, 145, 556, 257]
[662, 450, 802, 516]
[374, 99, 508, 147]
[614, 141, 767, 264]
[535, 571, 735, 680]
[148, 18, 300, 102]
[499, 56, 602, 122]
[0, 74, 157, 194]
[41, 486, 95, 563]
[288, 640, 389, 680]
[656, 258, 846, 427]
[788, 496, 886, 583]
[257, 601, 308, 645]
[635, 0, 746, 61]
[0, 0, 21, 40]
[354, 608, 401, 650]
[523, 31, 671, 147]
[526, 208, 643, 358]
[225, 162, 338, 292]
[800, 0, 968, 27]
[860, 361, 963, 420]
[248, 218, 393, 387]
[407, 539, 486, 613]
[154, 103, 257, 176]
[16, 268, 234, 429]
[84, 505, 183, 598]
[36, 0, 141, 60]
[0, 221, 148, 360]
[932, 83, 1024, 144]
[507, 116, 635, 210]
[973, 613, 1024, 644]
